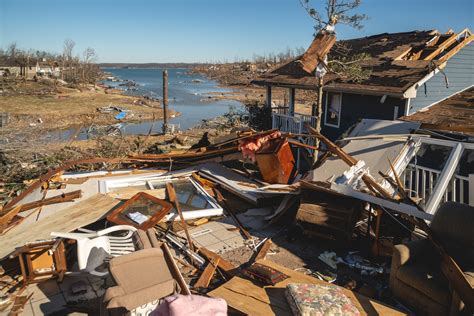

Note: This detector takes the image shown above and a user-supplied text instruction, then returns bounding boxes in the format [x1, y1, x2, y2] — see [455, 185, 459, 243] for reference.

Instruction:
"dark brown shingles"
[252, 30, 439, 95]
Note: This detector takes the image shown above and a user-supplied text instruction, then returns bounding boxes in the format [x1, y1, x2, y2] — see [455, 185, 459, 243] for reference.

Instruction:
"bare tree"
[298, 0, 369, 162]
[63, 39, 75, 81]
[81, 47, 98, 83]
[299, 0, 367, 34]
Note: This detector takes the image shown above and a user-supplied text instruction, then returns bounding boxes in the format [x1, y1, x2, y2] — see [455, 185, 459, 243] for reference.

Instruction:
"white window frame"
[324, 92, 342, 128]
[98, 172, 223, 221]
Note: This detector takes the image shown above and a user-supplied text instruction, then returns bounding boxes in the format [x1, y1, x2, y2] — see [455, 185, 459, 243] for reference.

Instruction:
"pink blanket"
[151, 294, 227, 316]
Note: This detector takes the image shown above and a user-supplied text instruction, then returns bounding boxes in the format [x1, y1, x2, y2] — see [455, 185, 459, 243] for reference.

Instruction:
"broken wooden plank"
[0, 206, 22, 232]
[305, 123, 393, 199]
[300, 32, 337, 73]
[8, 292, 32, 316]
[166, 183, 195, 257]
[255, 239, 273, 261]
[2, 190, 82, 216]
[423, 32, 459, 61]
[194, 257, 220, 289]
[197, 247, 237, 277]
[438, 34, 474, 62]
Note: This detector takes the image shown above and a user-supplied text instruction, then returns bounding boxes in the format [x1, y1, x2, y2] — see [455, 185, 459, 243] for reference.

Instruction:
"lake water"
[45, 68, 243, 141]
[103, 68, 242, 132]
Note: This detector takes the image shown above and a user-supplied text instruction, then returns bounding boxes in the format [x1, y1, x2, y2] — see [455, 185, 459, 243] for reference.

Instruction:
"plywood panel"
[0, 194, 119, 259]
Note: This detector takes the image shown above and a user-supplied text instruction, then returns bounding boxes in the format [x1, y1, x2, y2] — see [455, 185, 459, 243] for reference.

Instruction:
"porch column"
[288, 87, 295, 116]
[265, 85, 272, 108]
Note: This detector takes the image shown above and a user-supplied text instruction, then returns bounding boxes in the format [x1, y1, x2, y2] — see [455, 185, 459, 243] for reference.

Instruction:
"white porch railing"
[271, 112, 317, 135]
[403, 163, 470, 205]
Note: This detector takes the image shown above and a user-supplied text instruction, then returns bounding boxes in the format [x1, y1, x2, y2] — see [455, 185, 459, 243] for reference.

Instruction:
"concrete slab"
[30, 293, 67, 315]
[211, 229, 240, 242]
[193, 233, 221, 247]
[27, 280, 61, 303]
[224, 236, 246, 249]
[205, 241, 230, 253]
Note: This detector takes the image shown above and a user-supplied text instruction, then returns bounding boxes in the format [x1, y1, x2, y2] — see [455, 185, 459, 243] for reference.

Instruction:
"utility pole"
[162, 69, 168, 134]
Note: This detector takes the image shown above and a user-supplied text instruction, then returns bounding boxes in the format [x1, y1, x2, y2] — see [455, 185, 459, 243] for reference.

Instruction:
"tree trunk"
[313, 76, 324, 163]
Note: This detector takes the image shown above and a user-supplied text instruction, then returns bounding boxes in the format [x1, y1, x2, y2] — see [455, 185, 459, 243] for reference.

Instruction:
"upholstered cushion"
[107, 278, 177, 311]
[134, 230, 151, 249]
[109, 248, 173, 294]
[395, 261, 450, 305]
[430, 202, 474, 268]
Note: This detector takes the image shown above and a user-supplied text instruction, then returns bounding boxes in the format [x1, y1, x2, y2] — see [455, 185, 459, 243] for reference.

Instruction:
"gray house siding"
[408, 42, 474, 114]
[321, 92, 405, 140]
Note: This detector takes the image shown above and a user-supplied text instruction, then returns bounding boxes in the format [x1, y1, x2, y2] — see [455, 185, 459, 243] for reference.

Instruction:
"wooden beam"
[300, 32, 336, 73]
[304, 124, 393, 199]
[423, 32, 459, 61]
[255, 239, 273, 261]
[197, 247, 237, 277]
[166, 183, 195, 259]
[1, 190, 82, 216]
[438, 34, 474, 62]
[194, 257, 220, 289]
[0, 206, 21, 233]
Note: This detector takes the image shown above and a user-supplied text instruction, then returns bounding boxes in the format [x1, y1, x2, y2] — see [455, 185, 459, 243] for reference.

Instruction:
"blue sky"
[0, 0, 473, 63]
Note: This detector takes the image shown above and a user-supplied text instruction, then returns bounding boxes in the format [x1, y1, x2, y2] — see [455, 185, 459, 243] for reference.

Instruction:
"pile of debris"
[0, 120, 472, 315]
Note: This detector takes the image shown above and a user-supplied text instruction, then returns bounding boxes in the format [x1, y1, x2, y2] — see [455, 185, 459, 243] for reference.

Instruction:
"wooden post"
[162, 69, 169, 134]
[288, 87, 295, 116]
[265, 85, 272, 108]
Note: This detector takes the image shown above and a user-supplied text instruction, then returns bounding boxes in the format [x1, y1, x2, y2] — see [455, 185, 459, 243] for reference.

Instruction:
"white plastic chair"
[51, 225, 138, 276]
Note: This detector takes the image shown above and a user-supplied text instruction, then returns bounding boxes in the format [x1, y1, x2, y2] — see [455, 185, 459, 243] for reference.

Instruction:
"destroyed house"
[252, 28, 474, 140]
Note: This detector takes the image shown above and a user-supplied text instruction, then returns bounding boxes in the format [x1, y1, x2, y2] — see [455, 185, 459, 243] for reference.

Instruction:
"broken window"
[101, 174, 223, 221]
[324, 93, 342, 128]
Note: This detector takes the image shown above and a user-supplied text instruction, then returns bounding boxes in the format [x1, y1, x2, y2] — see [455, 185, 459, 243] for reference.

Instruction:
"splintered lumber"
[8, 293, 32, 316]
[129, 146, 239, 162]
[300, 31, 337, 73]
[4, 158, 124, 210]
[212, 188, 252, 240]
[166, 183, 195, 255]
[197, 247, 237, 277]
[0, 206, 21, 231]
[255, 239, 273, 261]
[0, 194, 119, 260]
[194, 257, 220, 289]
[1, 190, 82, 216]
[305, 124, 392, 198]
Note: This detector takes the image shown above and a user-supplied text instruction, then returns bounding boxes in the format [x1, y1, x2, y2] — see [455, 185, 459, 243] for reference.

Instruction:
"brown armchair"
[102, 230, 190, 315]
[390, 202, 474, 316]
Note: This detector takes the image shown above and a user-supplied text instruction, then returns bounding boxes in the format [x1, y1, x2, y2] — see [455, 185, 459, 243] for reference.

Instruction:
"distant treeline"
[99, 63, 206, 69]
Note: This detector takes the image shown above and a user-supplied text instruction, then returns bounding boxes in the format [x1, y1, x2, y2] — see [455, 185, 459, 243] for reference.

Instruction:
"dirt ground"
[0, 81, 170, 131]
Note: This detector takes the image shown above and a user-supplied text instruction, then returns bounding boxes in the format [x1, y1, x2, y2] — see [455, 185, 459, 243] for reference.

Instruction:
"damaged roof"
[401, 86, 474, 135]
[252, 29, 473, 97]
